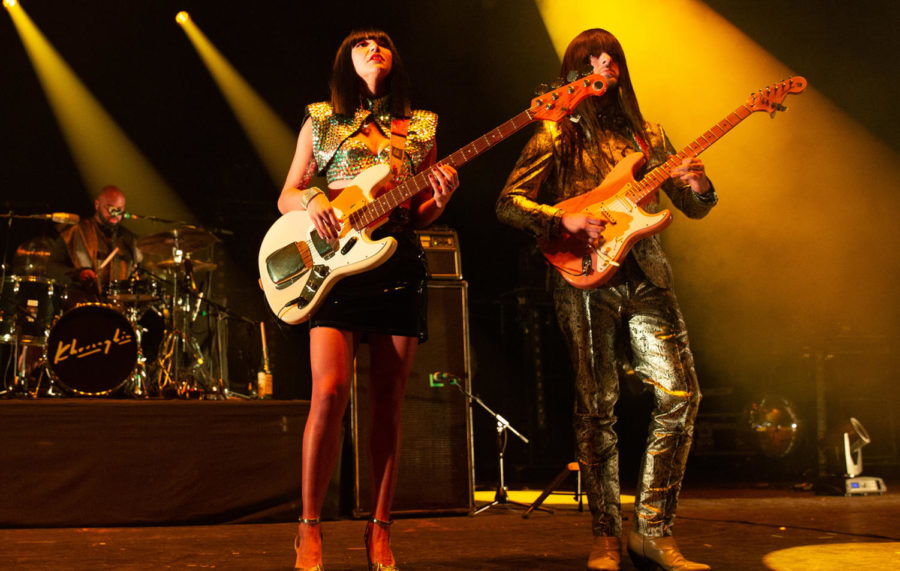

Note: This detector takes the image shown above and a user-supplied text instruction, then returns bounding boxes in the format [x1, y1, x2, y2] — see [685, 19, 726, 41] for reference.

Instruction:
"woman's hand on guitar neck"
[307, 193, 342, 240]
[561, 212, 607, 246]
[428, 164, 460, 209]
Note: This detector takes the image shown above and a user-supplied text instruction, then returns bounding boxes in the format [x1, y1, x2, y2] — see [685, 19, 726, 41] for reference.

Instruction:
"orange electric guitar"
[259, 74, 608, 324]
[539, 76, 808, 289]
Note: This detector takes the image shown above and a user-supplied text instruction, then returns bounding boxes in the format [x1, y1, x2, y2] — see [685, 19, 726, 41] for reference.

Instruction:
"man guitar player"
[496, 28, 714, 571]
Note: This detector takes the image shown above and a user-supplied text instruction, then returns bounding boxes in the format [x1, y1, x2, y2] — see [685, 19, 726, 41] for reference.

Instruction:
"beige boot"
[587, 535, 621, 570]
[626, 531, 710, 570]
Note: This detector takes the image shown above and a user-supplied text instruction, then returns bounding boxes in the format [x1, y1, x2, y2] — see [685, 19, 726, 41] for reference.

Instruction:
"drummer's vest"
[60, 219, 136, 287]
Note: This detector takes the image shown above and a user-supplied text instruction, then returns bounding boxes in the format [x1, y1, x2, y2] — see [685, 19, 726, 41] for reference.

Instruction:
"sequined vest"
[305, 97, 437, 186]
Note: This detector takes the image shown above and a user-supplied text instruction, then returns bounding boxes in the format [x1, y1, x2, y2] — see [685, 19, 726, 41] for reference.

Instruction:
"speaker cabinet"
[350, 281, 474, 516]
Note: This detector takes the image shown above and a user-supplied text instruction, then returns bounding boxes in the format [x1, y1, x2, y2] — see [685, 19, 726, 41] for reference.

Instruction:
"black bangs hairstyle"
[330, 28, 412, 118]
[558, 29, 647, 169]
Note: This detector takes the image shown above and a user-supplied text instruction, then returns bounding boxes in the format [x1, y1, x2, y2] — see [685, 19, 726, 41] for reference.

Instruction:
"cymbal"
[137, 228, 217, 255]
[148, 258, 217, 272]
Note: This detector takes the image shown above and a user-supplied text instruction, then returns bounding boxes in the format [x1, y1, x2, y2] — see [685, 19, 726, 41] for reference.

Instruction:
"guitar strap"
[389, 117, 410, 179]
[633, 131, 650, 157]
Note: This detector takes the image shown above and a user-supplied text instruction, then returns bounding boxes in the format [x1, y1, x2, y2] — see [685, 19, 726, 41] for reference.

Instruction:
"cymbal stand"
[1, 328, 31, 398]
[184, 281, 258, 399]
[136, 264, 256, 399]
[121, 303, 151, 398]
[155, 248, 218, 399]
[0, 213, 16, 397]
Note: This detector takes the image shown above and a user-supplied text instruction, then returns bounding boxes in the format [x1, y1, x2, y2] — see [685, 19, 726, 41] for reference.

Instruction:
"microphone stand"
[431, 372, 550, 516]
[115, 211, 234, 237]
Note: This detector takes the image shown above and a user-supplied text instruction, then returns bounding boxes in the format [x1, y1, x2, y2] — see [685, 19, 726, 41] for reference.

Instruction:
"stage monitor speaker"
[350, 281, 474, 516]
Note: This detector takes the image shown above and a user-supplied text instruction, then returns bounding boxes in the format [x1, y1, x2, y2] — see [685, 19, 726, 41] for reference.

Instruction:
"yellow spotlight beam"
[177, 12, 295, 187]
[534, 1, 900, 376]
[4, 1, 193, 233]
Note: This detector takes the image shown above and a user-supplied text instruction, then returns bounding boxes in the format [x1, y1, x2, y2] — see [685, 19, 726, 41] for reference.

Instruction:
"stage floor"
[1, 485, 897, 570]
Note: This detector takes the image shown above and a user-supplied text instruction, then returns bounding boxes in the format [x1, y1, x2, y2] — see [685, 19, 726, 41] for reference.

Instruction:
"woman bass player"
[277, 29, 459, 571]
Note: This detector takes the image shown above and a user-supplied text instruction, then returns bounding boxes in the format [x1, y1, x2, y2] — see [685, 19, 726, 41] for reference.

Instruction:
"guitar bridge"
[593, 247, 621, 269]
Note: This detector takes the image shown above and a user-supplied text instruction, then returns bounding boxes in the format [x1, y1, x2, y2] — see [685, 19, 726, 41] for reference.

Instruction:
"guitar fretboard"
[348, 110, 535, 230]
[625, 105, 754, 206]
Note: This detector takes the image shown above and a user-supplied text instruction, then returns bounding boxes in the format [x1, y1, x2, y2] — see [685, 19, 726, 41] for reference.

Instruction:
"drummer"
[48, 185, 142, 308]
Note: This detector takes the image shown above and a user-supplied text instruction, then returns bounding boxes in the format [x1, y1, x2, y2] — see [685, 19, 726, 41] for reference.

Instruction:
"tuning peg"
[569, 113, 583, 124]
[534, 83, 550, 96]
[550, 79, 563, 90]
[566, 70, 579, 83]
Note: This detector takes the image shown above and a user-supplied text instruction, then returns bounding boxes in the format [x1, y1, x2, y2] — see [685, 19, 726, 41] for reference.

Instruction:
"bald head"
[94, 185, 126, 227]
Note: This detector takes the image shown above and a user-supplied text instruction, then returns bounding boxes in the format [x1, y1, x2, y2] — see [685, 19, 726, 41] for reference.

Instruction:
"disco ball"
[746, 395, 800, 458]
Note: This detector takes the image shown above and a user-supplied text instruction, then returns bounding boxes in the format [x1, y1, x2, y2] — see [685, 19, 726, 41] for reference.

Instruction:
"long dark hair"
[330, 28, 411, 118]
[558, 29, 646, 169]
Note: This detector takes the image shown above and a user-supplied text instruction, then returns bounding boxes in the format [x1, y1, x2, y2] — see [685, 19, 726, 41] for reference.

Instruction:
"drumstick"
[98, 247, 120, 270]
[95, 247, 120, 297]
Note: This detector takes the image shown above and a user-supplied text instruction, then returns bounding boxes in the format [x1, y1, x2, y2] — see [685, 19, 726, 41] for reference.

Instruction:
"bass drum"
[45, 304, 138, 396]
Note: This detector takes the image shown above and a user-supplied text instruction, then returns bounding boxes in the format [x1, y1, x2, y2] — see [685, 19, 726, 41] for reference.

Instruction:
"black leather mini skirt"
[309, 210, 428, 343]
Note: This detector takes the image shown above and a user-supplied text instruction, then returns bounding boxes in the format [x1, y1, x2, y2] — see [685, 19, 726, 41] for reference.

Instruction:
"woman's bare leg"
[365, 333, 418, 566]
[295, 326, 355, 568]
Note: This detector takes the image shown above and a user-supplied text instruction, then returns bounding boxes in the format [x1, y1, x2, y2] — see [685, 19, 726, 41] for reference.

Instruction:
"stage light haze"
[536, 0, 900, 392]
[176, 12, 295, 186]
[4, 1, 194, 234]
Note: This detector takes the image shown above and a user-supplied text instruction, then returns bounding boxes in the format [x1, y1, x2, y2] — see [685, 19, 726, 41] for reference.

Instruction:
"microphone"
[50, 212, 80, 224]
[108, 207, 143, 220]
[27, 212, 80, 224]
[429, 371, 460, 387]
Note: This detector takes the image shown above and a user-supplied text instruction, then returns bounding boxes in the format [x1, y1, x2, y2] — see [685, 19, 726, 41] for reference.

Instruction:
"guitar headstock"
[746, 76, 808, 117]
[530, 73, 608, 122]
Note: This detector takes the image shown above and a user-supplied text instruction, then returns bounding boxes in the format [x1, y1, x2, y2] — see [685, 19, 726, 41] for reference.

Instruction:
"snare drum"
[0, 276, 65, 345]
[105, 277, 159, 304]
[45, 304, 138, 396]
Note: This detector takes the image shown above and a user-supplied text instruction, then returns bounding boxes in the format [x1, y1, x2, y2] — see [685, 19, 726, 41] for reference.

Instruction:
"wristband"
[299, 187, 324, 209]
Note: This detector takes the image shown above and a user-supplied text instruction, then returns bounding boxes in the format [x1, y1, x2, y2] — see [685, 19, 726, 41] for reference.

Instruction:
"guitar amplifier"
[350, 281, 474, 516]
[417, 227, 462, 280]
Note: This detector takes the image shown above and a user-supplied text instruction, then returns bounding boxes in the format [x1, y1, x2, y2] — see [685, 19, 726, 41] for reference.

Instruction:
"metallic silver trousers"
[553, 276, 701, 538]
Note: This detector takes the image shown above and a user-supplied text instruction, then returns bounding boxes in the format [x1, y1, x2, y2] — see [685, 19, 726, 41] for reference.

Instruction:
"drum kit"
[0, 217, 252, 399]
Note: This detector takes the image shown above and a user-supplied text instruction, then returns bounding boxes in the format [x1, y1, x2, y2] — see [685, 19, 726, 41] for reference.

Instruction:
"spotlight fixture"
[175, 11, 190, 25]
[746, 395, 800, 458]
[816, 417, 886, 496]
